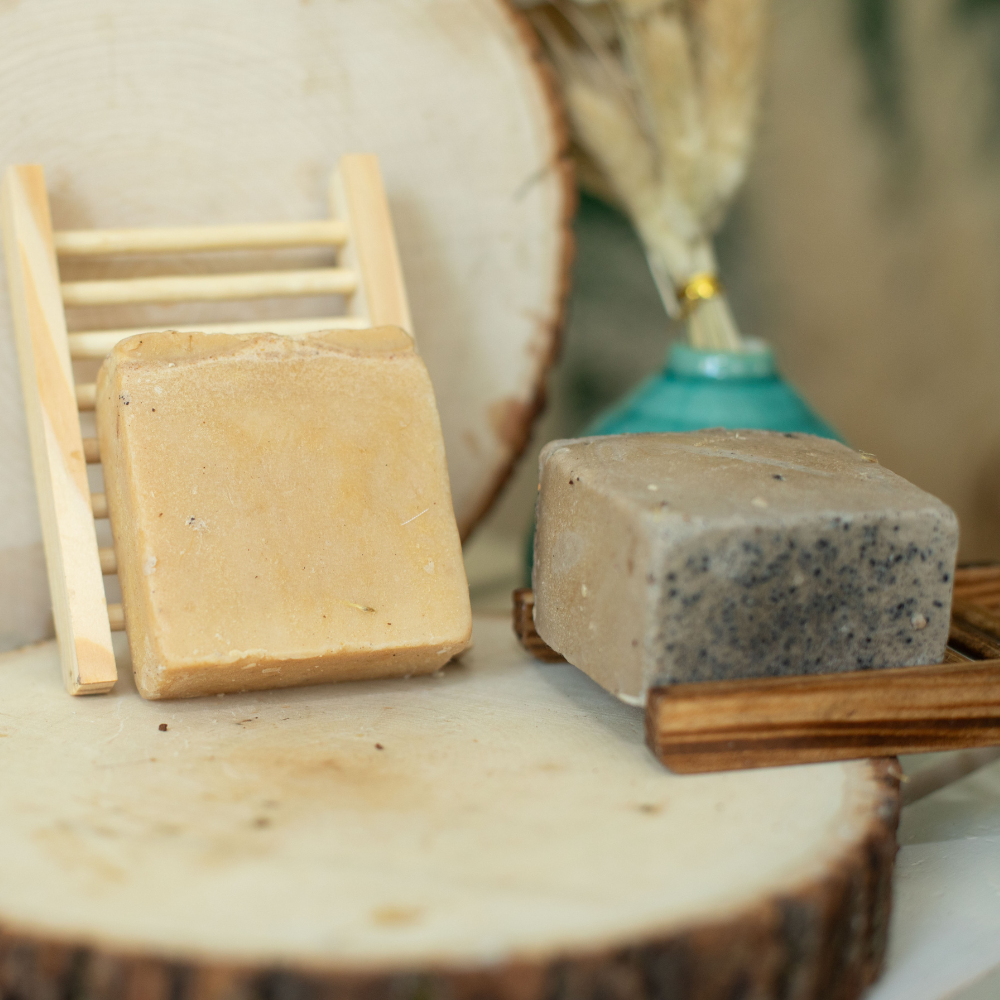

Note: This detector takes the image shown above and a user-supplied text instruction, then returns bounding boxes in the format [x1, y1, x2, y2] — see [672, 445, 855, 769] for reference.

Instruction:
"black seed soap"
[532, 430, 958, 705]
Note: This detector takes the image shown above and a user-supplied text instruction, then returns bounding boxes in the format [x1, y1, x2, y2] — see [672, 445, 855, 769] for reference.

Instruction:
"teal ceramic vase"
[524, 338, 841, 581]
[585, 338, 840, 439]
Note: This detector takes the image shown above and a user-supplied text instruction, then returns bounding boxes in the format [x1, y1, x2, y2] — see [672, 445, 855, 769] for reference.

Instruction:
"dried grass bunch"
[526, 0, 769, 350]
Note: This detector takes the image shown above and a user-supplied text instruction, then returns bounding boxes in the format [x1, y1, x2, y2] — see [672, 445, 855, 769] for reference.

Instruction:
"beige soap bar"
[97, 328, 471, 699]
[533, 430, 959, 705]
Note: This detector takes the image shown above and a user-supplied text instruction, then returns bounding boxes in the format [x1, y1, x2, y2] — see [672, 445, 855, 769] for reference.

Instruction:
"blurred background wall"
[466, 0, 1000, 606]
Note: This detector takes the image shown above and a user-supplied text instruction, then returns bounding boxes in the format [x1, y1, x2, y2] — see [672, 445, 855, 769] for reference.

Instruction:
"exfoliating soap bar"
[533, 430, 958, 705]
[97, 328, 471, 699]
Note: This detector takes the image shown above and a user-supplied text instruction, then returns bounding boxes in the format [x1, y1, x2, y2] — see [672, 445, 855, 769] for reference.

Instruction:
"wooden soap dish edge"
[513, 567, 1000, 773]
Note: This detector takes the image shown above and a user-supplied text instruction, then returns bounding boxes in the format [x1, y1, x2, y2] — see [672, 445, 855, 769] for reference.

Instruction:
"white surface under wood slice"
[0, 0, 572, 651]
[0, 617, 898, 1000]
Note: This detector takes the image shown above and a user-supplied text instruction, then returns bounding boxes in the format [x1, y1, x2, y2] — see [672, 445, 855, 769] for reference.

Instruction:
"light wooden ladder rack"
[1, 156, 412, 695]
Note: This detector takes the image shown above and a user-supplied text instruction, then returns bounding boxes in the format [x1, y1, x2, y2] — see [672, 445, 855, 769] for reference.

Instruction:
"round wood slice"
[0, 0, 572, 649]
[0, 618, 899, 1000]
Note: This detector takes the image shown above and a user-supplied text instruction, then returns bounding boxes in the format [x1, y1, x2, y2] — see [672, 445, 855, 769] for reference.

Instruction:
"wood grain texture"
[952, 583, 1000, 609]
[512, 587, 566, 662]
[950, 600, 1000, 659]
[513, 581, 1000, 773]
[331, 154, 413, 335]
[60, 267, 358, 307]
[645, 659, 1000, 774]
[648, 596, 1000, 772]
[0, 165, 116, 694]
[0, 1, 573, 655]
[0, 619, 901, 1000]
[55, 219, 349, 256]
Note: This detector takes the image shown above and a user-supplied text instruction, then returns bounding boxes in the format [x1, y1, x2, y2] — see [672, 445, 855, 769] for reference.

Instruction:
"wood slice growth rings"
[0, 620, 899, 1000]
[0, 0, 574, 655]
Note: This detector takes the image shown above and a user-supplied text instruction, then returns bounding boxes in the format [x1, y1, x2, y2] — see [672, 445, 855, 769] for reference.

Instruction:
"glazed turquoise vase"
[585, 338, 841, 439]
[524, 338, 841, 581]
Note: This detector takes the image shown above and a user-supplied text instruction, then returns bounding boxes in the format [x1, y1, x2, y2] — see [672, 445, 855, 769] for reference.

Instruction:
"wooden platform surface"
[0, 616, 896, 1000]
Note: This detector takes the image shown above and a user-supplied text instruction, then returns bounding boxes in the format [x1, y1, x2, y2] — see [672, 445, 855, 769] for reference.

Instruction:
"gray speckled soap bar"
[532, 430, 959, 705]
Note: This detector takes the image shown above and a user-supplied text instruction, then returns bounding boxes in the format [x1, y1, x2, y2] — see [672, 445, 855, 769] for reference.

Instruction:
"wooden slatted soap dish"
[2, 157, 411, 696]
[514, 566, 1000, 773]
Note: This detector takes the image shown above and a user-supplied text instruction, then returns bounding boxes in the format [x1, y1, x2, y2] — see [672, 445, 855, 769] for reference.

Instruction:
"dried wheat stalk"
[526, 0, 769, 351]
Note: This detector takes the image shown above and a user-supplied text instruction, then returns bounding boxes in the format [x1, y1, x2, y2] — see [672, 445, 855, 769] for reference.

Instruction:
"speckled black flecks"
[651, 515, 955, 683]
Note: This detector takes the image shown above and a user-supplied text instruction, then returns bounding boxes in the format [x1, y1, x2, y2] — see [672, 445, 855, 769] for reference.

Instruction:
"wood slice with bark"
[0, 0, 574, 652]
[0, 618, 898, 1000]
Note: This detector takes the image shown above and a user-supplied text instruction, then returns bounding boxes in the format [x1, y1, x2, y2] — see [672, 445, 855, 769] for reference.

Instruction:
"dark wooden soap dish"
[513, 566, 1000, 773]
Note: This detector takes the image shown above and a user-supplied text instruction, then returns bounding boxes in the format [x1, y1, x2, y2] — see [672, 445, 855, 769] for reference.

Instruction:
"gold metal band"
[676, 272, 724, 318]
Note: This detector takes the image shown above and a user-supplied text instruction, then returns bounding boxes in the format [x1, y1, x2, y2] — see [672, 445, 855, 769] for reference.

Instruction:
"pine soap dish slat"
[1, 157, 411, 696]
[513, 567, 1000, 773]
